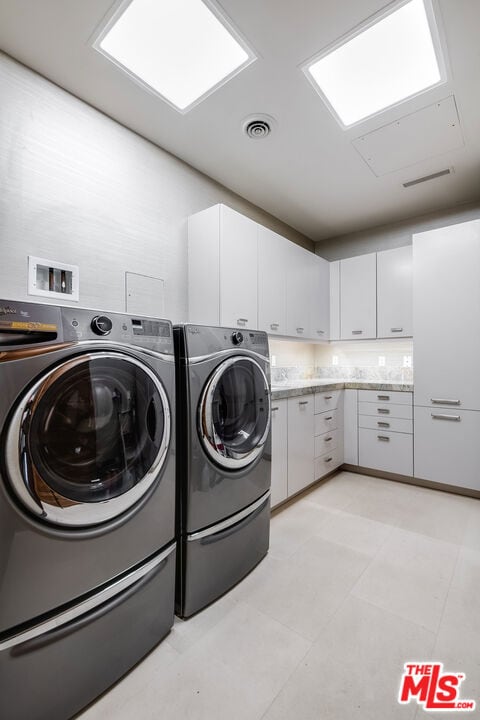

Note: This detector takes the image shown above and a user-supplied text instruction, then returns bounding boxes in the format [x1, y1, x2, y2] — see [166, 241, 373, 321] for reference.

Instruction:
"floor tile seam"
[347, 590, 439, 644]
[235, 597, 316, 646]
[431, 542, 462, 638]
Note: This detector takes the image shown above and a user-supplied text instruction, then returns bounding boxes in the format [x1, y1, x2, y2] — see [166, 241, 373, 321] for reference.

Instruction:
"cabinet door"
[414, 406, 480, 491]
[270, 399, 288, 508]
[414, 220, 480, 410]
[188, 205, 220, 325]
[287, 394, 314, 495]
[219, 205, 258, 330]
[344, 389, 358, 465]
[377, 246, 413, 338]
[257, 227, 287, 336]
[329, 261, 340, 341]
[340, 253, 377, 339]
[359, 428, 413, 476]
[286, 243, 311, 338]
[309, 255, 330, 340]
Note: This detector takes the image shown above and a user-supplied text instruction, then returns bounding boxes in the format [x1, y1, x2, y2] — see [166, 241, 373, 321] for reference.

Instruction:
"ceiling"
[0, 0, 479, 241]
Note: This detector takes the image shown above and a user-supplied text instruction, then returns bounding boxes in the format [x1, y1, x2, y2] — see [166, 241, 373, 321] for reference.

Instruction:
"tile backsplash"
[269, 338, 413, 383]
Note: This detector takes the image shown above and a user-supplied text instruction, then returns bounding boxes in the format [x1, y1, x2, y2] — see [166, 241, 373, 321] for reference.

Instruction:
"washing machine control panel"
[231, 331, 243, 345]
[91, 315, 113, 336]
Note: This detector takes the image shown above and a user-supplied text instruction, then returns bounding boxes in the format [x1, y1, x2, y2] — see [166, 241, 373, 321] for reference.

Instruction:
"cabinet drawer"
[359, 415, 413, 434]
[314, 409, 338, 435]
[314, 390, 341, 413]
[314, 448, 342, 480]
[358, 389, 412, 405]
[358, 401, 412, 420]
[359, 428, 413, 476]
[314, 429, 338, 458]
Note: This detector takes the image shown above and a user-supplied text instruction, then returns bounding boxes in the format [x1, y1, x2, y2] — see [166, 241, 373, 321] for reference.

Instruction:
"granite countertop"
[271, 378, 414, 400]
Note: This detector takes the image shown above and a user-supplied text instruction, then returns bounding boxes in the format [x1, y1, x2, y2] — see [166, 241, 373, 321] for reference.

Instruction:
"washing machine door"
[5, 351, 171, 527]
[199, 356, 270, 470]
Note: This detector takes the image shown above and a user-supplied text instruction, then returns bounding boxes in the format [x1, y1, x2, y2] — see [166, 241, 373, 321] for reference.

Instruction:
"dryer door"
[199, 356, 270, 470]
[5, 351, 171, 527]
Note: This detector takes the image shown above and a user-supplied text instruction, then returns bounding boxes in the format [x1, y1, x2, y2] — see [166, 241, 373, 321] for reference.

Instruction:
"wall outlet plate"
[28, 255, 79, 301]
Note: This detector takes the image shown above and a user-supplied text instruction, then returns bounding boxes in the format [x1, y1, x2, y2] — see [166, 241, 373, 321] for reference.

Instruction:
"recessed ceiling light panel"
[302, 0, 447, 128]
[93, 0, 256, 113]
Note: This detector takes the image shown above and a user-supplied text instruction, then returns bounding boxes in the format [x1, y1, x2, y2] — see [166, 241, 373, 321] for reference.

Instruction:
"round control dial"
[231, 331, 243, 345]
[91, 315, 113, 336]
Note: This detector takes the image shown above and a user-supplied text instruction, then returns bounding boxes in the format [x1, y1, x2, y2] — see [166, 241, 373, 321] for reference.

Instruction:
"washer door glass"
[199, 357, 270, 470]
[6, 352, 171, 527]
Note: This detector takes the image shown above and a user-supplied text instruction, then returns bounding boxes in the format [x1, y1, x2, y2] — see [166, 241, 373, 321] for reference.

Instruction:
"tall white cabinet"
[286, 243, 312, 338]
[257, 226, 288, 336]
[377, 246, 413, 338]
[413, 219, 480, 491]
[340, 253, 377, 340]
[310, 255, 330, 340]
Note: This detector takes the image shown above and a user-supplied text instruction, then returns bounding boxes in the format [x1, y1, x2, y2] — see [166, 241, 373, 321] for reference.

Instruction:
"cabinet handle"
[377, 408, 390, 414]
[431, 398, 460, 405]
[390, 328, 403, 333]
[377, 421, 390, 428]
[377, 435, 390, 441]
[296, 327, 304, 333]
[270, 323, 279, 330]
[377, 395, 390, 401]
[325, 457, 333, 463]
[237, 318, 248, 325]
[324, 395, 333, 400]
[299, 400, 309, 405]
[352, 330, 363, 335]
[324, 437, 333, 442]
[271, 407, 279, 412]
[325, 416, 333, 421]
[431, 413, 461, 421]
[316, 330, 325, 335]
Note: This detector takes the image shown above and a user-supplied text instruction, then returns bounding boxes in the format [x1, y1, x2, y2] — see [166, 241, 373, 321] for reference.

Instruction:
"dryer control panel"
[182, 324, 269, 360]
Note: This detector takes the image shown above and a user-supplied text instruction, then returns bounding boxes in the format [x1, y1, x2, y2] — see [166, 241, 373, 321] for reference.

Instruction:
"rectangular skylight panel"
[305, 0, 444, 127]
[96, 0, 254, 112]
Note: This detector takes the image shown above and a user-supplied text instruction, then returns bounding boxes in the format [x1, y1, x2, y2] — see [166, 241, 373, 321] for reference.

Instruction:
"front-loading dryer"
[0, 300, 176, 720]
[174, 324, 271, 618]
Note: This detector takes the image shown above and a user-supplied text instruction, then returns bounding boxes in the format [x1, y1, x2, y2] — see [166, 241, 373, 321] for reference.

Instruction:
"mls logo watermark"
[399, 663, 476, 712]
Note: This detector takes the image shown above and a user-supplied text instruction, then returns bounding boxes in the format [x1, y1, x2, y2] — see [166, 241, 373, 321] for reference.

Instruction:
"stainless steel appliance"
[0, 300, 176, 720]
[174, 324, 271, 618]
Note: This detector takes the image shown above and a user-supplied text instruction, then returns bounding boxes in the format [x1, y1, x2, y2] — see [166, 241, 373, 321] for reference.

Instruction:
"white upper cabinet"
[188, 204, 258, 330]
[309, 255, 330, 341]
[286, 242, 312, 338]
[329, 261, 340, 341]
[340, 253, 377, 340]
[413, 219, 480, 410]
[257, 226, 287, 336]
[219, 206, 258, 330]
[377, 246, 413, 338]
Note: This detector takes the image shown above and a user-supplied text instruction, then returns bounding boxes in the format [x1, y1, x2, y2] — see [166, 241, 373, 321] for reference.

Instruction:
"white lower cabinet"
[343, 389, 358, 465]
[359, 428, 413, 476]
[414, 406, 480, 492]
[314, 391, 344, 480]
[270, 399, 288, 508]
[287, 394, 314, 496]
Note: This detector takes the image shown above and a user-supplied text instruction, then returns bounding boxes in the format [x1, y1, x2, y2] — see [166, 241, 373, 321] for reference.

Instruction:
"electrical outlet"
[332, 355, 339, 366]
[378, 356, 386, 367]
[403, 355, 412, 368]
[271, 355, 277, 367]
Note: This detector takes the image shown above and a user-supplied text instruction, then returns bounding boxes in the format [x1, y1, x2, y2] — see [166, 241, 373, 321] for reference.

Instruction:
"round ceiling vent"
[242, 114, 276, 139]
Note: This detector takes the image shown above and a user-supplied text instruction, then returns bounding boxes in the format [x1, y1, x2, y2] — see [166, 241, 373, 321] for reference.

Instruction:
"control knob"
[231, 331, 244, 345]
[91, 315, 113, 336]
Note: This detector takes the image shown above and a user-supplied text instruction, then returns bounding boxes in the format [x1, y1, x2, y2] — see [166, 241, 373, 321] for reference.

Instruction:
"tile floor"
[79, 472, 480, 720]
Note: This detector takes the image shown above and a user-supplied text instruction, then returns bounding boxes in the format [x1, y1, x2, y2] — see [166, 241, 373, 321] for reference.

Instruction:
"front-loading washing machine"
[0, 299, 176, 720]
[174, 324, 271, 618]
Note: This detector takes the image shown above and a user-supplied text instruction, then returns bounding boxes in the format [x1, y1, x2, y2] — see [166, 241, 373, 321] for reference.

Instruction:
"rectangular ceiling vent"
[402, 168, 452, 188]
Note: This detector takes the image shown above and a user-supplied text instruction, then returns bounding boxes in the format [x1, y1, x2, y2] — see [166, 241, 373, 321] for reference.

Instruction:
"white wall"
[315, 199, 480, 261]
[0, 52, 312, 321]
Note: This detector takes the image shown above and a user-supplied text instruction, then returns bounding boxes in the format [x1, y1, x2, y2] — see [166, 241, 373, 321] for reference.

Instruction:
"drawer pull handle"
[352, 330, 363, 335]
[377, 408, 390, 414]
[391, 328, 403, 333]
[270, 323, 279, 330]
[271, 407, 279, 412]
[431, 398, 460, 405]
[316, 330, 325, 334]
[325, 416, 333, 421]
[377, 395, 390, 401]
[296, 327, 304, 333]
[299, 400, 309, 405]
[324, 437, 333, 442]
[431, 414, 461, 421]
[377, 421, 390, 428]
[237, 318, 248, 325]
[324, 395, 333, 400]
[325, 457, 333, 463]
[377, 435, 390, 441]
